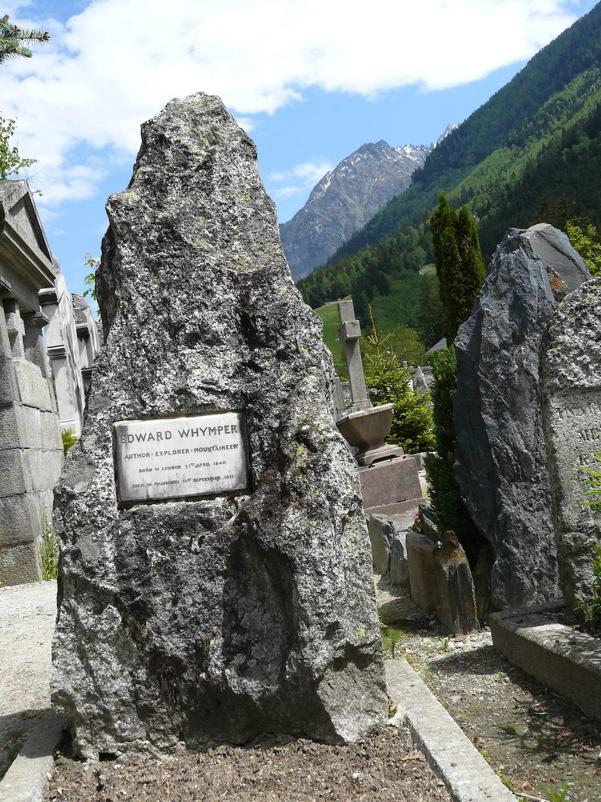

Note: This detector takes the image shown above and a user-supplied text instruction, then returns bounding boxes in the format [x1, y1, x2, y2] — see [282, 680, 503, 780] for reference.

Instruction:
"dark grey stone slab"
[454, 224, 589, 609]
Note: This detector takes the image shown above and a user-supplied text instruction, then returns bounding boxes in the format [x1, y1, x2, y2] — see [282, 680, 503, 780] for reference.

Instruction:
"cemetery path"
[377, 578, 601, 802]
[0, 580, 56, 779]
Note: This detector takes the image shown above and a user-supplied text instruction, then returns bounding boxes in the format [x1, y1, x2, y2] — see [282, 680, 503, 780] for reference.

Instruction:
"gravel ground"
[0, 580, 56, 779]
[45, 727, 451, 802]
[377, 578, 601, 802]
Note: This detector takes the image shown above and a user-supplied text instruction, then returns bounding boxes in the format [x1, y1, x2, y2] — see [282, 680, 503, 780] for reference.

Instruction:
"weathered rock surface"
[433, 531, 478, 635]
[51, 93, 386, 758]
[406, 531, 438, 613]
[542, 278, 601, 613]
[454, 224, 590, 609]
[367, 514, 409, 588]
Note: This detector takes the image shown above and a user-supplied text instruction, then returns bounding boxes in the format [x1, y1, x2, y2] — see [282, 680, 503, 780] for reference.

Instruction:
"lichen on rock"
[51, 93, 386, 758]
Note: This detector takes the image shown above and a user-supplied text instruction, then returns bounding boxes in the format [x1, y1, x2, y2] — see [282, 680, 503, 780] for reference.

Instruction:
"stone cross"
[337, 299, 370, 412]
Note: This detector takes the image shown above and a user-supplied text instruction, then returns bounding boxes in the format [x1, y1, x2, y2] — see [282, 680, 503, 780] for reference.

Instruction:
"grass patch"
[315, 300, 347, 378]
[380, 625, 405, 658]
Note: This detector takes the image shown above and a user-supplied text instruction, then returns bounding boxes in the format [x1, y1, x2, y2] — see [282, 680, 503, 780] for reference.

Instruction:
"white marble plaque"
[113, 412, 248, 503]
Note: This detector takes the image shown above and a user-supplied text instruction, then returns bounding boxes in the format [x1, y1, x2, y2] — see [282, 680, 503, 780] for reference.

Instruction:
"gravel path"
[377, 577, 601, 802]
[0, 580, 56, 779]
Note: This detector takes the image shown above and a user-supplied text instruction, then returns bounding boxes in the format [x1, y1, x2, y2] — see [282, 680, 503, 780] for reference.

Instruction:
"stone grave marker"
[336, 300, 370, 412]
[454, 224, 590, 609]
[542, 277, 601, 613]
[51, 93, 386, 758]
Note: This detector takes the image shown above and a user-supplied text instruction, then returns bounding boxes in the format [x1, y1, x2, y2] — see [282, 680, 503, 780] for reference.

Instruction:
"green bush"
[580, 451, 601, 510]
[576, 455, 601, 632]
[425, 346, 482, 565]
[428, 347, 457, 458]
[363, 316, 434, 454]
[576, 546, 601, 633]
[61, 428, 78, 456]
[425, 454, 482, 565]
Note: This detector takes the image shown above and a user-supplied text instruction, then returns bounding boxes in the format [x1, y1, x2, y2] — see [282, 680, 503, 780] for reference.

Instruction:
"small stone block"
[0, 540, 42, 586]
[406, 531, 438, 612]
[359, 456, 422, 512]
[390, 530, 409, 589]
[0, 449, 27, 496]
[340, 320, 361, 340]
[367, 514, 393, 575]
[14, 358, 53, 411]
[0, 355, 17, 406]
[0, 492, 43, 546]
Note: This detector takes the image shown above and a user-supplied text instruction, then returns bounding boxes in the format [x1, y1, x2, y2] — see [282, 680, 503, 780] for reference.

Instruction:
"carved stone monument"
[51, 93, 386, 758]
[542, 277, 601, 614]
[334, 300, 422, 515]
[454, 224, 589, 609]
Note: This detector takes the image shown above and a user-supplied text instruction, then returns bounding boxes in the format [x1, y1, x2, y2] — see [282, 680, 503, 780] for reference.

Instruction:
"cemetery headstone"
[336, 300, 370, 412]
[542, 277, 601, 614]
[454, 224, 589, 609]
[51, 93, 386, 758]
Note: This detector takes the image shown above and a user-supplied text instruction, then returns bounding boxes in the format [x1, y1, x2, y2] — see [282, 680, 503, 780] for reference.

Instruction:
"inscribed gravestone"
[454, 224, 589, 609]
[51, 93, 386, 758]
[542, 277, 601, 613]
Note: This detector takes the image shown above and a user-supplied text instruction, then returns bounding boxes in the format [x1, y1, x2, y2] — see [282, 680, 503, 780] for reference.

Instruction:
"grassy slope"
[314, 274, 421, 377]
[315, 301, 347, 378]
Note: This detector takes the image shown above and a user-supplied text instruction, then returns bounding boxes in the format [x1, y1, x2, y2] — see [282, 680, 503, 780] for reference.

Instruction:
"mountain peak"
[280, 139, 430, 280]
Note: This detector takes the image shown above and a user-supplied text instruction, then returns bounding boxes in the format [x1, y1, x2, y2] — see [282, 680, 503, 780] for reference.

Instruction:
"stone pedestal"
[360, 456, 422, 516]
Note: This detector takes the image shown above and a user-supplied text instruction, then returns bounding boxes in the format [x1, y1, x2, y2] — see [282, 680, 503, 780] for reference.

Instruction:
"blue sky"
[0, 0, 597, 298]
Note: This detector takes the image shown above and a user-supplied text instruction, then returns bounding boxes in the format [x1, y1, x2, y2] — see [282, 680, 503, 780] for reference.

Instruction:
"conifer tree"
[0, 15, 49, 64]
[430, 195, 484, 342]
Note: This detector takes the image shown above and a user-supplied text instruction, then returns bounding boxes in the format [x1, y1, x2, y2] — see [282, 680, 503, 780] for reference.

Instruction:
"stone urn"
[336, 403, 403, 465]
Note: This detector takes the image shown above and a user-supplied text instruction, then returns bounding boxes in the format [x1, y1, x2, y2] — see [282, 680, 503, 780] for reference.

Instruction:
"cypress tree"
[430, 195, 484, 343]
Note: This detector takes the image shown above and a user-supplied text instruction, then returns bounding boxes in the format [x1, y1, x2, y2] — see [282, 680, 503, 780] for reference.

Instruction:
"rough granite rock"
[454, 224, 590, 609]
[542, 278, 601, 613]
[51, 93, 387, 758]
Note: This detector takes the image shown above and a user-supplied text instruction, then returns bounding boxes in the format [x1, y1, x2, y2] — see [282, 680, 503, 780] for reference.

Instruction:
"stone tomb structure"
[542, 278, 601, 613]
[52, 93, 386, 757]
[0, 181, 64, 585]
[0, 181, 101, 586]
[42, 277, 101, 436]
[454, 224, 590, 609]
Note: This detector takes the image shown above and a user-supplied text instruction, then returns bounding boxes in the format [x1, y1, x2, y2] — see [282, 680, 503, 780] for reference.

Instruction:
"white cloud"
[269, 159, 334, 198]
[270, 160, 334, 184]
[0, 0, 579, 205]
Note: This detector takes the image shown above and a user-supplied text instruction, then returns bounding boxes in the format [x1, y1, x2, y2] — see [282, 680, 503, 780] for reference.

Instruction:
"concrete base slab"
[386, 659, 516, 802]
[490, 604, 601, 720]
[0, 710, 64, 802]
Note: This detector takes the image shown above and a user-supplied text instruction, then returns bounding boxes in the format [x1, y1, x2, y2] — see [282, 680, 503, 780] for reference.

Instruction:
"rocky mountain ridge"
[280, 139, 431, 280]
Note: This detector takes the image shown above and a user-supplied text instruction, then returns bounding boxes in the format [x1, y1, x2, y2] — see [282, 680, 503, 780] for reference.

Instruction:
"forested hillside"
[298, 1, 601, 342]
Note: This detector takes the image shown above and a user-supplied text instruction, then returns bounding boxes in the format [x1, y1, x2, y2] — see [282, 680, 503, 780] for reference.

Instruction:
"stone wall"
[0, 300, 63, 585]
[0, 179, 97, 586]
